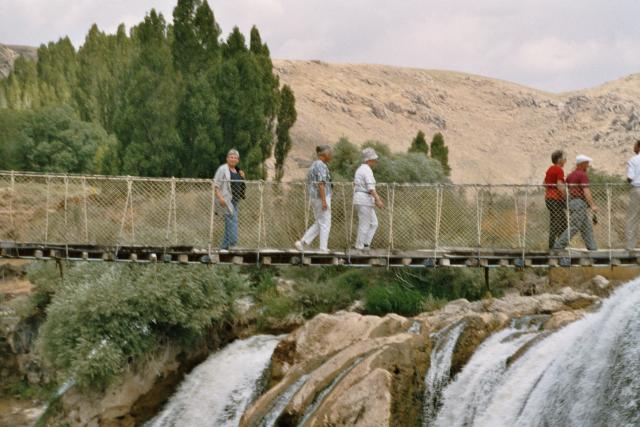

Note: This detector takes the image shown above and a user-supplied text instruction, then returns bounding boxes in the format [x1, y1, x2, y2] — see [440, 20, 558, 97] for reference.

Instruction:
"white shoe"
[316, 249, 330, 254]
[294, 240, 305, 251]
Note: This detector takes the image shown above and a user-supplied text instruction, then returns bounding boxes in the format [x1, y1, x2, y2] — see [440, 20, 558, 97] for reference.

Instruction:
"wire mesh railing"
[0, 171, 633, 253]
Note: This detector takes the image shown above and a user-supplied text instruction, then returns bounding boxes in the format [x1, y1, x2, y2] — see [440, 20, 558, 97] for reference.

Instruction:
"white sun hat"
[362, 147, 379, 162]
[576, 154, 593, 164]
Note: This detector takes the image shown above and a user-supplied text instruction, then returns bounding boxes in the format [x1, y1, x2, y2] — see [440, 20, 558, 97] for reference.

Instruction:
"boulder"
[270, 312, 410, 382]
[313, 368, 393, 426]
[544, 310, 586, 330]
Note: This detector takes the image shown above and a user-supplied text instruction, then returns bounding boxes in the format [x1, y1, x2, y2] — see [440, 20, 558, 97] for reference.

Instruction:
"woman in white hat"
[353, 148, 384, 250]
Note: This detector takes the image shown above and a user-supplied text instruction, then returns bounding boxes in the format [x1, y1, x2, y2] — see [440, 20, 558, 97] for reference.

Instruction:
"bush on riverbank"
[21, 262, 523, 392]
[28, 262, 246, 390]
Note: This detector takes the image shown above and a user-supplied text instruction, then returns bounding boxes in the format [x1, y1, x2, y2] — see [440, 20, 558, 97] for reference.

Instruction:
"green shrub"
[364, 283, 424, 316]
[36, 262, 244, 390]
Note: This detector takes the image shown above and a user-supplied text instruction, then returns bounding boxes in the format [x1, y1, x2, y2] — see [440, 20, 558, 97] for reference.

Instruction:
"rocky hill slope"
[275, 60, 640, 183]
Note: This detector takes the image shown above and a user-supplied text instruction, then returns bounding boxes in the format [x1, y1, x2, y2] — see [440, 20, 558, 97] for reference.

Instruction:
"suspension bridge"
[0, 170, 638, 268]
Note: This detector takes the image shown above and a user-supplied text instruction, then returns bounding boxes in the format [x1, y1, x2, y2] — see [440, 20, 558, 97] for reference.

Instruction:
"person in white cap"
[554, 154, 598, 250]
[353, 148, 385, 250]
[625, 140, 640, 251]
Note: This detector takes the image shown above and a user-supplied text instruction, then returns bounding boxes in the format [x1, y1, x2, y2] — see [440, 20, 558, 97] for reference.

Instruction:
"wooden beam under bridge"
[3, 242, 640, 268]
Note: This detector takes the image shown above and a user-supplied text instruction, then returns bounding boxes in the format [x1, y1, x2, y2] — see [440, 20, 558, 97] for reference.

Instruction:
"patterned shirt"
[307, 160, 332, 200]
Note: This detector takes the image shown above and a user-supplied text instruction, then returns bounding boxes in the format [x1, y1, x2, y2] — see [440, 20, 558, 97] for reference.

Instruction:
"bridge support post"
[484, 266, 490, 295]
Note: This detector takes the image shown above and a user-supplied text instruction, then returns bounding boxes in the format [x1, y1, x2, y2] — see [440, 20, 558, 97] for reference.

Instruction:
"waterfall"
[422, 321, 465, 426]
[435, 327, 541, 426]
[147, 335, 281, 427]
[434, 279, 640, 427]
[258, 373, 310, 427]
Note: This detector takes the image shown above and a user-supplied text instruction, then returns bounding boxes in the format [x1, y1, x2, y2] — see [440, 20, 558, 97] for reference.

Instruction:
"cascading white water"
[434, 279, 640, 427]
[422, 321, 465, 426]
[435, 327, 542, 426]
[258, 373, 310, 427]
[147, 335, 281, 427]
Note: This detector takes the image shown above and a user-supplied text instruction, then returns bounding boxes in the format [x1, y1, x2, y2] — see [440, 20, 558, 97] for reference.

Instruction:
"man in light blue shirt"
[625, 140, 640, 250]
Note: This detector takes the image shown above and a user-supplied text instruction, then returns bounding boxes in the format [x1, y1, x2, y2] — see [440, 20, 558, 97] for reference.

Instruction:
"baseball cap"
[576, 154, 593, 164]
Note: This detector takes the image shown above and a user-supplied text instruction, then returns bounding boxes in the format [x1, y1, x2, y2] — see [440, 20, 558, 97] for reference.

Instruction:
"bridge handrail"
[0, 170, 632, 255]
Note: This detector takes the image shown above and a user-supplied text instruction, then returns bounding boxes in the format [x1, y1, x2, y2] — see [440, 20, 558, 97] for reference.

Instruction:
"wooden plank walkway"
[2, 241, 640, 268]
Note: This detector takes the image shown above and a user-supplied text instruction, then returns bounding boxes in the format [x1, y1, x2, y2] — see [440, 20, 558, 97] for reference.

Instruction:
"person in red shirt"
[553, 155, 598, 251]
[544, 150, 567, 249]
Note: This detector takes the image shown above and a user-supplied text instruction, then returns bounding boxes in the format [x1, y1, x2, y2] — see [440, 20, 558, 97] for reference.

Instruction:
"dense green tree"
[248, 26, 280, 175]
[331, 138, 447, 183]
[75, 24, 135, 133]
[9, 105, 115, 173]
[172, 0, 224, 177]
[217, 27, 273, 177]
[409, 130, 429, 156]
[274, 84, 296, 181]
[331, 137, 362, 180]
[4, 57, 40, 109]
[430, 132, 450, 176]
[113, 10, 181, 176]
[0, 109, 32, 169]
[172, 0, 221, 73]
[37, 37, 78, 106]
[0, 0, 295, 178]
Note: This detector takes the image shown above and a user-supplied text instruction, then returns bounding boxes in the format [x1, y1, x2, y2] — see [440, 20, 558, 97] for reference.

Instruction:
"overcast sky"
[1, 0, 639, 92]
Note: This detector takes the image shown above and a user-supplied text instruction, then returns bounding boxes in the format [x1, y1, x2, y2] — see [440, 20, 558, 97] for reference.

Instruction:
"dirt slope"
[274, 60, 640, 183]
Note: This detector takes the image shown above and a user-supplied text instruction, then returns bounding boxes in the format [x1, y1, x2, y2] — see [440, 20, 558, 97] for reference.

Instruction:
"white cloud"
[1, 0, 640, 91]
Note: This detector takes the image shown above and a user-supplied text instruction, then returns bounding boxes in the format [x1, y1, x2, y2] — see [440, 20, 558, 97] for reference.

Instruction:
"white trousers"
[355, 204, 378, 248]
[302, 198, 332, 250]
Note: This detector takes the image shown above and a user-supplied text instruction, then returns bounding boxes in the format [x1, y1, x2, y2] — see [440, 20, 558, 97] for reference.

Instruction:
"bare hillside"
[274, 60, 640, 183]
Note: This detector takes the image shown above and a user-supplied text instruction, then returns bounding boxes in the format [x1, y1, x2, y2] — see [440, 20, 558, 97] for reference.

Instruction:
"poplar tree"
[409, 130, 429, 156]
[172, 0, 223, 177]
[114, 10, 181, 176]
[274, 85, 297, 181]
[430, 132, 451, 176]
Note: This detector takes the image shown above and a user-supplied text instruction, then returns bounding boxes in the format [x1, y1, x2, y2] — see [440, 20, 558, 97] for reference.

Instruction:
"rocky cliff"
[239, 283, 606, 426]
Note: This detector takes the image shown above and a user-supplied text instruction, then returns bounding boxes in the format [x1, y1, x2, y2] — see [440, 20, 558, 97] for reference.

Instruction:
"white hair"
[227, 149, 240, 157]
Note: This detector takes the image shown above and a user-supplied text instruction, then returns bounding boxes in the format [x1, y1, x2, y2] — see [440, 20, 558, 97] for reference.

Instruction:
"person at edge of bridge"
[214, 149, 246, 250]
[295, 145, 333, 253]
[544, 150, 567, 249]
[353, 148, 385, 250]
[553, 154, 598, 251]
[625, 139, 640, 251]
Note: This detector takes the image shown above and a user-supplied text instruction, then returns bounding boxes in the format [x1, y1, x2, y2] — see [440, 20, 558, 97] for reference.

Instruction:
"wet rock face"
[241, 288, 603, 427]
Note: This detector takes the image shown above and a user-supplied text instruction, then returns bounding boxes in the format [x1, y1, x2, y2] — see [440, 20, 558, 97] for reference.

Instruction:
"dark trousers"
[546, 198, 567, 249]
